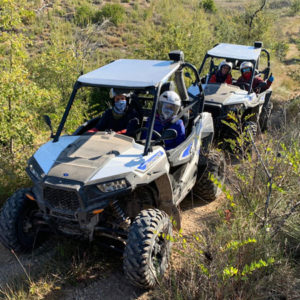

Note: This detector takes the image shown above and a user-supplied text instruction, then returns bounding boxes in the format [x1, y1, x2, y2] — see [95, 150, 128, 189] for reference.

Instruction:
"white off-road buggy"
[0, 51, 225, 288]
[188, 42, 273, 150]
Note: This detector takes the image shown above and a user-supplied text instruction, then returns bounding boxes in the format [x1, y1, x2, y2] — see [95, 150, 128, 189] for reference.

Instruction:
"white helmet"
[218, 60, 233, 71]
[158, 91, 181, 121]
[240, 61, 253, 72]
[109, 88, 129, 98]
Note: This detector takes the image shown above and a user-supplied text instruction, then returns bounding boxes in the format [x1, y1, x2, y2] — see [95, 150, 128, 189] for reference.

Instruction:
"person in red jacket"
[236, 61, 274, 93]
[209, 61, 233, 84]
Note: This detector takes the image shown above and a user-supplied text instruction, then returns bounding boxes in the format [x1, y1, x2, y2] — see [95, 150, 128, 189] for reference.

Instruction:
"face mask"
[114, 100, 126, 114]
[243, 71, 252, 81]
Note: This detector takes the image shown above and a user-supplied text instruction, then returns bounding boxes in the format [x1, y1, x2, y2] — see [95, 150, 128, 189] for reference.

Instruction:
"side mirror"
[254, 41, 263, 48]
[168, 50, 184, 62]
[161, 128, 177, 141]
[43, 115, 54, 138]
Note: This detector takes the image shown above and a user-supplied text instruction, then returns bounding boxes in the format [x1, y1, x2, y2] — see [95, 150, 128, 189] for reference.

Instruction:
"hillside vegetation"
[0, 0, 299, 299]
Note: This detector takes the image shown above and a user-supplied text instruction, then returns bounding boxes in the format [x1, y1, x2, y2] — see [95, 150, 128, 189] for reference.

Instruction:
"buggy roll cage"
[52, 62, 203, 156]
[198, 43, 271, 94]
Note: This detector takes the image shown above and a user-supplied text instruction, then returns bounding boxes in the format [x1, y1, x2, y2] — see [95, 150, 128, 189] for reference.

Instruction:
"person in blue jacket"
[94, 88, 139, 137]
[145, 90, 185, 150]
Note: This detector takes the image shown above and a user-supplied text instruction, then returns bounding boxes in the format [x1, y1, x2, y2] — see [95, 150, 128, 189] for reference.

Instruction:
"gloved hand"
[126, 117, 140, 137]
[268, 74, 274, 82]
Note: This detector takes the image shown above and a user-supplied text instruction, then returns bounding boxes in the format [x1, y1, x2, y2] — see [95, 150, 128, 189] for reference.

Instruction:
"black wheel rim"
[150, 228, 170, 277]
[17, 202, 40, 249]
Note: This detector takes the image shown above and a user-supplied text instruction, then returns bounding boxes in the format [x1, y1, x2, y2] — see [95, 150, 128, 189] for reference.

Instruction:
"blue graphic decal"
[63, 173, 69, 177]
[137, 150, 164, 171]
[182, 143, 193, 158]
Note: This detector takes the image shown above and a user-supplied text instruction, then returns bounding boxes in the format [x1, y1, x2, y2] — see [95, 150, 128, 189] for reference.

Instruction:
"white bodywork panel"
[90, 146, 167, 181]
[33, 133, 168, 184]
[78, 59, 180, 88]
[188, 83, 260, 108]
[207, 43, 261, 61]
[199, 112, 214, 135]
[34, 136, 80, 174]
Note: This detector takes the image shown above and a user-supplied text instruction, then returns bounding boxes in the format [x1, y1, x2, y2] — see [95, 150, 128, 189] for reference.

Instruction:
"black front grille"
[44, 187, 80, 211]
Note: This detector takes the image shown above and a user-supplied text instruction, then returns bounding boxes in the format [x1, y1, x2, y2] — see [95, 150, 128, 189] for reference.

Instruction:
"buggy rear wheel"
[259, 101, 273, 132]
[194, 150, 226, 202]
[0, 188, 47, 253]
[123, 208, 172, 288]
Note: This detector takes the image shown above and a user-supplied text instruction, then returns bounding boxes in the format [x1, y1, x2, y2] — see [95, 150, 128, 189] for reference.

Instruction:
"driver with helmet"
[93, 88, 139, 137]
[236, 61, 274, 93]
[144, 90, 185, 150]
[209, 60, 233, 84]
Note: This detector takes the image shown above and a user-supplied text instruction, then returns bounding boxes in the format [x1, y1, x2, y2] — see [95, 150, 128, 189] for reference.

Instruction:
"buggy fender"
[198, 112, 214, 138]
[155, 174, 181, 229]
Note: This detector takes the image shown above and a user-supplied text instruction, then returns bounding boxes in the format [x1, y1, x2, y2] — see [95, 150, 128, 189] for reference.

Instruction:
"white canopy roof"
[207, 43, 262, 61]
[78, 59, 181, 89]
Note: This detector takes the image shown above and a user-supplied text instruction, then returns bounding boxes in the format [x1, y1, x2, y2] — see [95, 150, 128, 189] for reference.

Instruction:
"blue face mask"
[114, 100, 127, 114]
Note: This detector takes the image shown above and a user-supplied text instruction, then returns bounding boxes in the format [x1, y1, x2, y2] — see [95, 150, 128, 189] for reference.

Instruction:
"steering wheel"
[235, 81, 251, 91]
[135, 127, 161, 138]
[135, 127, 162, 145]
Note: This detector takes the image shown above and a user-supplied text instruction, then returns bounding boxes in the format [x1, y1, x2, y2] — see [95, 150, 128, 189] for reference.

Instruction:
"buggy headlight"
[97, 179, 127, 193]
[29, 164, 41, 179]
[26, 157, 44, 181]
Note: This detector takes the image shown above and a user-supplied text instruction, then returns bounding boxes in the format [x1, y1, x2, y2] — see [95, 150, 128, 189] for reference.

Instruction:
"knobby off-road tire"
[243, 121, 257, 156]
[259, 101, 273, 132]
[0, 188, 45, 253]
[123, 208, 172, 288]
[194, 150, 226, 202]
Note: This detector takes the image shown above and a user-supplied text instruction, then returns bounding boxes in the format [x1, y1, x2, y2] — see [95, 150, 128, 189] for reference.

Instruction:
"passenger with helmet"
[236, 61, 274, 93]
[144, 91, 185, 150]
[209, 61, 233, 84]
[94, 88, 139, 137]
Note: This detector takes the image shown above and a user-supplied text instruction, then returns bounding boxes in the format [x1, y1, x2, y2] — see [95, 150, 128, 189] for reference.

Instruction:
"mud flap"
[155, 174, 181, 229]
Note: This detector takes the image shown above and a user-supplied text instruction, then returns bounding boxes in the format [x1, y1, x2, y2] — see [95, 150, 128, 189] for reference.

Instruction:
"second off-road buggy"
[188, 42, 273, 151]
[0, 51, 225, 288]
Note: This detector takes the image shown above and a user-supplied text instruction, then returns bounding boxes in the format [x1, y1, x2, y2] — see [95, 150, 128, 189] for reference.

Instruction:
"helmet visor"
[242, 67, 251, 73]
[159, 102, 180, 121]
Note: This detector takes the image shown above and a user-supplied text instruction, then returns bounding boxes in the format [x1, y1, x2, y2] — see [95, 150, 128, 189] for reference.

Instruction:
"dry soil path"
[0, 195, 224, 299]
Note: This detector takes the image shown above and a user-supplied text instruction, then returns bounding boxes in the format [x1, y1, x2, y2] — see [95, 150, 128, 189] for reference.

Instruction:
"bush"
[269, 0, 292, 9]
[200, 0, 217, 13]
[154, 111, 300, 299]
[93, 4, 126, 26]
[290, 0, 300, 15]
[273, 41, 289, 61]
[74, 4, 94, 27]
[133, 1, 213, 65]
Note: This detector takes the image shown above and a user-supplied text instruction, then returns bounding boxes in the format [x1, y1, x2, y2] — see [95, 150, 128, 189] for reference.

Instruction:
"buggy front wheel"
[0, 188, 47, 253]
[123, 208, 172, 288]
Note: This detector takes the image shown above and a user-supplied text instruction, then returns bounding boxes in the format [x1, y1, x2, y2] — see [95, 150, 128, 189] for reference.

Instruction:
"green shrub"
[273, 41, 289, 61]
[133, 1, 213, 64]
[290, 0, 300, 15]
[93, 4, 126, 26]
[21, 9, 36, 25]
[154, 112, 300, 299]
[200, 0, 217, 13]
[74, 4, 94, 27]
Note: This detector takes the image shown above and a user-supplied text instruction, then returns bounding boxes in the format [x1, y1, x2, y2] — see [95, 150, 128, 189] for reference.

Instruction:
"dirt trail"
[0, 245, 23, 286]
[62, 197, 224, 300]
[0, 196, 224, 299]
